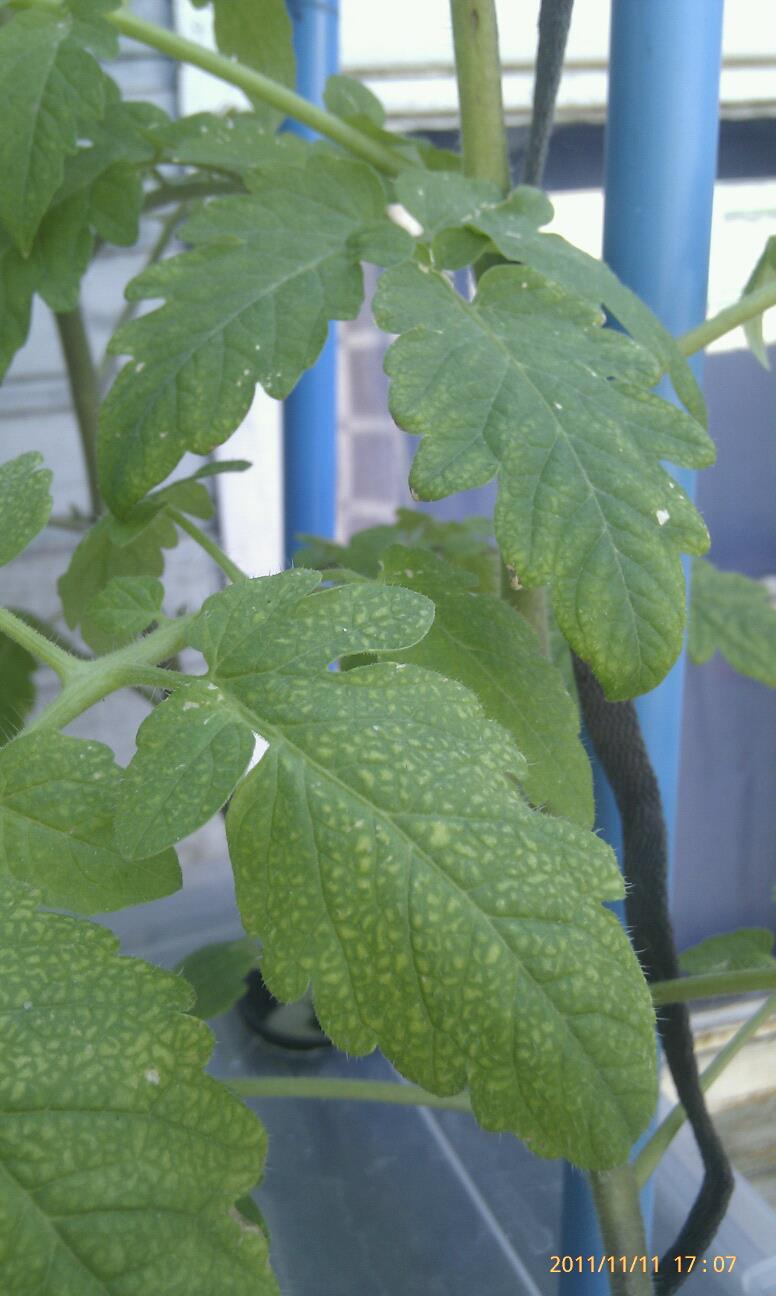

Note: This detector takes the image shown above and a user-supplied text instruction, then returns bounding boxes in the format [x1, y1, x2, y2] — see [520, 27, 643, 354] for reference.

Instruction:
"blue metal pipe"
[559, 2, 724, 1289]
[284, 0, 340, 561]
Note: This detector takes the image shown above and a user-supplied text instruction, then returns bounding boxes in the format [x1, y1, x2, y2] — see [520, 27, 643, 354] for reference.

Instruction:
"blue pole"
[559, 2, 724, 1290]
[284, 0, 339, 562]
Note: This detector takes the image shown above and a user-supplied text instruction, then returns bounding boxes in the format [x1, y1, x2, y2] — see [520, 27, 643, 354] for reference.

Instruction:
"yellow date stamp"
[549, 1255, 737, 1277]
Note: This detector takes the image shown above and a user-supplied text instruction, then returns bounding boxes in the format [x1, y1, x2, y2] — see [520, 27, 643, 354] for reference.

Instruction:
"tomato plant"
[0, 1, 775, 1292]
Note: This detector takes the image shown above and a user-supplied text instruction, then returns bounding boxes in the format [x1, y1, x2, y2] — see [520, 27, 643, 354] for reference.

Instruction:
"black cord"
[573, 657, 734, 1295]
[522, 0, 575, 186]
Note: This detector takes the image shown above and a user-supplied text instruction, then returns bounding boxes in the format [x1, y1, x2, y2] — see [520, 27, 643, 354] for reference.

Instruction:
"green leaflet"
[0, 880, 277, 1295]
[150, 111, 304, 175]
[212, 0, 295, 127]
[375, 261, 715, 699]
[0, 453, 52, 566]
[679, 928, 775, 976]
[742, 235, 776, 368]
[297, 508, 500, 592]
[100, 153, 403, 514]
[0, 733, 180, 912]
[379, 546, 594, 827]
[59, 510, 178, 652]
[85, 574, 164, 639]
[689, 557, 776, 688]
[186, 570, 656, 1169]
[0, 11, 108, 254]
[116, 684, 256, 859]
[324, 74, 386, 127]
[0, 634, 36, 747]
[395, 171, 705, 424]
[175, 937, 261, 1020]
[0, 93, 159, 374]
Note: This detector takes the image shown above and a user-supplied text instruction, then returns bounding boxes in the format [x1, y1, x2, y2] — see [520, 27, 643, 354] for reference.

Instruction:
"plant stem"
[167, 508, 246, 584]
[79, 4, 404, 178]
[449, 0, 510, 191]
[54, 307, 101, 517]
[634, 991, 776, 1188]
[589, 1166, 653, 1296]
[143, 176, 245, 213]
[651, 966, 776, 1006]
[23, 616, 191, 734]
[228, 1075, 472, 1113]
[0, 607, 81, 682]
[678, 279, 776, 357]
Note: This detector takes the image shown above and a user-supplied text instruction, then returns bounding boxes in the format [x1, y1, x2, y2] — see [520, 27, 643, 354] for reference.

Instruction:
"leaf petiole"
[678, 278, 776, 357]
[0, 607, 80, 682]
[228, 1075, 472, 1113]
[167, 507, 247, 584]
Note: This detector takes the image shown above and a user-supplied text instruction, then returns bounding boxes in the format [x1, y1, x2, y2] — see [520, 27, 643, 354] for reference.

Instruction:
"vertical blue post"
[559, 3, 724, 1290]
[284, 1, 339, 561]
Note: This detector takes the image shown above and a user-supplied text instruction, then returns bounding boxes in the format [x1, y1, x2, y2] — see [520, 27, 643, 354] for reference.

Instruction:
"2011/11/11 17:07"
[549, 1256, 737, 1275]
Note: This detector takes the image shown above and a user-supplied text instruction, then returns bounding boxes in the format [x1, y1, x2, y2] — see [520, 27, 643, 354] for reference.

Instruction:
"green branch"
[449, 0, 510, 191]
[635, 991, 776, 1187]
[143, 176, 246, 214]
[228, 1075, 471, 1113]
[23, 616, 191, 734]
[0, 607, 81, 682]
[167, 508, 247, 584]
[651, 966, 776, 1006]
[54, 307, 101, 518]
[678, 279, 776, 357]
[99, 6, 404, 177]
[589, 1166, 653, 1296]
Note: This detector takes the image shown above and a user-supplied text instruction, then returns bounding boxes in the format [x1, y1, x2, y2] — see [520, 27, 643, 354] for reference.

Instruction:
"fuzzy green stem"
[589, 1166, 653, 1296]
[449, 0, 510, 191]
[23, 617, 191, 734]
[143, 177, 246, 213]
[228, 1075, 472, 1113]
[167, 508, 247, 584]
[678, 279, 776, 357]
[0, 607, 81, 682]
[91, 6, 403, 177]
[54, 307, 101, 517]
[651, 966, 776, 1006]
[634, 991, 776, 1188]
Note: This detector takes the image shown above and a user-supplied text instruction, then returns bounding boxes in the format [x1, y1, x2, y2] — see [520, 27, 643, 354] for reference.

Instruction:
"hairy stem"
[85, 5, 403, 177]
[54, 307, 101, 517]
[143, 176, 246, 213]
[678, 278, 776, 357]
[23, 617, 191, 735]
[228, 1075, 471, 1113]
[651, 966, 776, 1006]
[589, 1166, 653, 1296]
[635, 991, 776, 1188]
[0, 607, 80, 682]
[167, 508, 247, 584]
[449, 0, 510, 191]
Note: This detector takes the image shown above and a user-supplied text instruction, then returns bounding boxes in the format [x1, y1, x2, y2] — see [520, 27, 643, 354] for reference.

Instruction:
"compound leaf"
[85, 574, 164, 640]
[396, 171, 705, 424]
[679, 927, 775, 976]
[0, 10, 108, 254]
[375, 261, 715, 699]
[0, 733, 180, 912]
[116, 684, 256, 860]
[689, 557, 776, 687]
[186, 571, 656, 1169]
[0, 453, 52, 567]
[175, 937, 261, 1020]
[0, 880, 277, 1295]
[0, 634, 37, 747]
[100, 153, 393, 514]
[379, 545, 594, 827]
